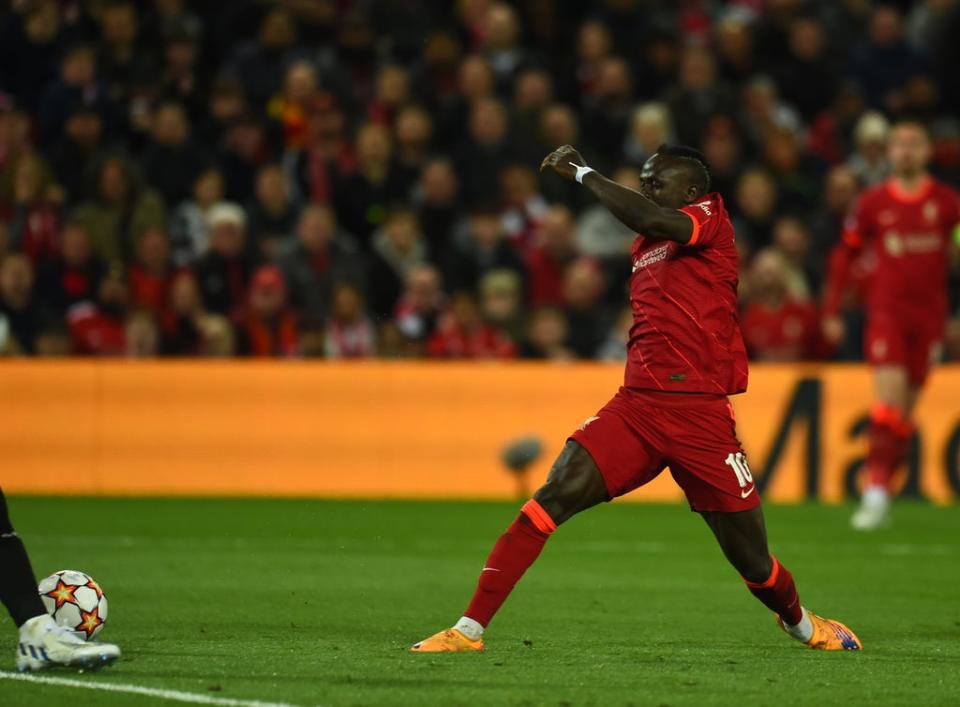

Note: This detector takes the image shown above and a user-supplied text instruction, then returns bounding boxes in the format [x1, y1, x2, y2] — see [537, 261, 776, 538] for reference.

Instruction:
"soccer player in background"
[824, 120, 960, 530]
[0, 488, 121, 670]
[412, 144, 862, 652]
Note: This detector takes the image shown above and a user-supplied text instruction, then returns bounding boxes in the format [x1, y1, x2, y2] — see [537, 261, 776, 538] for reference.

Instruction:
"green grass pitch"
[1, 497, 958, 706]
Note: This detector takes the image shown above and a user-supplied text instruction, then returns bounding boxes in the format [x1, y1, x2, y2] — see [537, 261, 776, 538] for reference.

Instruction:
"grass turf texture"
[1, 498, 958, 707]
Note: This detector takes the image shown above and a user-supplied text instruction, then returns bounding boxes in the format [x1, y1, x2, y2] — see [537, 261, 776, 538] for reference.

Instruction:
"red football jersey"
[827, 177, 960, 320]
[625, 193, 748, 394]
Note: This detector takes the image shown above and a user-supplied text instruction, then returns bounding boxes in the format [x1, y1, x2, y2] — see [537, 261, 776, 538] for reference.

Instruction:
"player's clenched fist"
[540, 144, 587, 181]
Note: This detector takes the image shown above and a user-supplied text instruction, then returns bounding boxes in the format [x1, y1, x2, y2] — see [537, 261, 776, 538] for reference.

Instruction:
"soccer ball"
[38, 570, 108, 641]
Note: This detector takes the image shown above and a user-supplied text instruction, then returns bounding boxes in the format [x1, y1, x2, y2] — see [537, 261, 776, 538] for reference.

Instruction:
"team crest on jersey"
[923, 200, 938, 223]
[878, 210, 897, 225]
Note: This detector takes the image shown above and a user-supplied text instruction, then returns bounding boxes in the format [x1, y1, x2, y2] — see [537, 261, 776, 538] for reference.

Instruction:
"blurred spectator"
[436, 54, 495, 149]
[771, 216, 817, 300]
[774, 17, 836, 122]
[445, 205, 525, 294]
[715, 15, 756, 84]
[368, 208, 427, 319]
[576, 166, 640, 259]
[850, 5, 923, 111]
[732, 168, 779, 250]
[393, 105, 434, 193]
[479, 269, 524, 343]
[596, 306, 633, 362]
[808, 165, 860, 253]
[527, 204, 578, 306]
[227, 8, 302, 110]
[414, 158, 461, 261]
[0, 253, 41, 354]
[426, 290, 515, 359]
[36, 221, 105, 316]
[46, 106, 105, 207]
[579, 57, 633, 166]
[125, 310, 159, 358]
[324, 282, 375, 359]
[367, 65, 411, 128]
[513, 68, 554, 149]
[520, 306, 573, 360]
[456, 97, 516, 205]
[67, 269, 129, 356]
[73, 155, 165, 266]
[169, 167, 225, 266]
[623, 103, 673, 169]
[237, 265, 298, 357]
[563, 258, 612, 359]
[701, 116, 743, 200]
[97, 1, 156, 114]
[739, 75, 803, 157]
[334, 122, 405, 244]
[193, 202, 255, 319]
[740, 249, 822, 362]
[246, 163, 299, 259]
[284, 95, 356, 205]
[140, 102, 208, 206]
[500, 163, 548, 252]
[278, 205, 365, 331]
[1, 154, 60, 265]
[847, 111, 891, 185]
[0, 0, 62, 113]
[219, 115, 271, 204]
[479, 3, 528, 90]
[665, 46, 735, 148]
[268, 60, 324, 151]
[38, 45, 109, 143]
[394, 264, 444, 346]
[128, 227, 172, 315]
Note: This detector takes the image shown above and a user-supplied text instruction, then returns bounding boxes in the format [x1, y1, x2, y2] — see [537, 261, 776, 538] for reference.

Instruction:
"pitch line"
[0, 671, 305, 707]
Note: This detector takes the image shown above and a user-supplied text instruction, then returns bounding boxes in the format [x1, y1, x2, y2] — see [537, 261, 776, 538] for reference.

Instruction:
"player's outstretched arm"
[540, 145, 693, 243]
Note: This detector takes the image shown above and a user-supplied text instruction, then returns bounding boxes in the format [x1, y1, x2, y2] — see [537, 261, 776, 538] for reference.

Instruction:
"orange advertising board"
[1, 361, 958, 503]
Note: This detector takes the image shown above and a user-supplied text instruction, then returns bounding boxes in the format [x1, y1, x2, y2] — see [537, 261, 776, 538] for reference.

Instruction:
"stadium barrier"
[1, 361, 958, 503]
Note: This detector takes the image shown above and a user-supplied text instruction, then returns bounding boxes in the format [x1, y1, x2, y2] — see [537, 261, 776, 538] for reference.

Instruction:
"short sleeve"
[678, 199, 721, 247]
[841, 196, 869, 249]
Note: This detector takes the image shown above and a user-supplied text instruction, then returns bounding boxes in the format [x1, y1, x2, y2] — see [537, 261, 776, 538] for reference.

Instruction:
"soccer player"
[824, 120, 960, 530]
[1, 488, 121, 670]
[411, 144, 862, 652]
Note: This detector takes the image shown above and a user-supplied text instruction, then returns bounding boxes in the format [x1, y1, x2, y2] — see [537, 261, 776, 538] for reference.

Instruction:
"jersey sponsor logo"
[632, 244, 671, 272]
[693, 200, 713, 216]
[883, 231, 942, 256]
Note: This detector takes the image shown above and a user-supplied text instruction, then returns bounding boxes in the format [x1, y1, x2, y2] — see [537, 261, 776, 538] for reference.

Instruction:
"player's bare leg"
[411, 441, 607, 651]
[702, 507, 861, 650]
[853, 365, 916, 530]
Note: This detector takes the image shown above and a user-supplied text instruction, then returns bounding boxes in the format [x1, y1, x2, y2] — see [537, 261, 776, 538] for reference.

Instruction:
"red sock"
[743, 556, 803, 626]
[866, 404, 912, 489]
[463, 499, 556, 627]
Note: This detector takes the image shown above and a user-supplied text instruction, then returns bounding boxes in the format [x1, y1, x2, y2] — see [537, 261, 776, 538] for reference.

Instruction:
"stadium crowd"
[1, 0, 959, 360]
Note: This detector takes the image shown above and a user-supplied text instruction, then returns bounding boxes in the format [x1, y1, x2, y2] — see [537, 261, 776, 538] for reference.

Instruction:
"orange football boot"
[779, 611, 862, 650]
[410, 628, 484, 653]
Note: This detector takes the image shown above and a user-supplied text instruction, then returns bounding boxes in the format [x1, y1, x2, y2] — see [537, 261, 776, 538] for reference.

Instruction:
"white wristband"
[571, 162, 595, 184]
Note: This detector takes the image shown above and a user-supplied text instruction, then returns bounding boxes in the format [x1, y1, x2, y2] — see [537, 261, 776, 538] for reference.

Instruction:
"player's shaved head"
[640, 144, 712, 208]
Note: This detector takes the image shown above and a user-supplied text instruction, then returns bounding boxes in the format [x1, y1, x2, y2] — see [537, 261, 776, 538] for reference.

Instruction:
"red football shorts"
[569, 387, 759, 513]
[865, 310, 943, 386]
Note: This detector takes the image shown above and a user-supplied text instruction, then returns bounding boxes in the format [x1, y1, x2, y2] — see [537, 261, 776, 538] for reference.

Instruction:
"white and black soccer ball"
[38, 570, 108, 641]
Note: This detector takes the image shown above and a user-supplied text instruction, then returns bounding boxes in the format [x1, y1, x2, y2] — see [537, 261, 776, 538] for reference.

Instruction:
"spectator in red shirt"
[394, 264, 445, 351]
[35, 220, 106, 316]
[740, 249, 823, 362]
[324, 282, 375, 359]
[526, 204, 579, 306]
[499, 163, 548, 253]
[2, 153, 60, 265]
[237, 265, 298, 357]
[128, 227, 172, 316]
[67, 270, 129, 356]
[426, 290, 516, 359]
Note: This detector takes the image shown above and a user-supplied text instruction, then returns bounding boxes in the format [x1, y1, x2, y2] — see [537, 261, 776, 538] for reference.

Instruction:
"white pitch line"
[0, 671, 304, 707]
